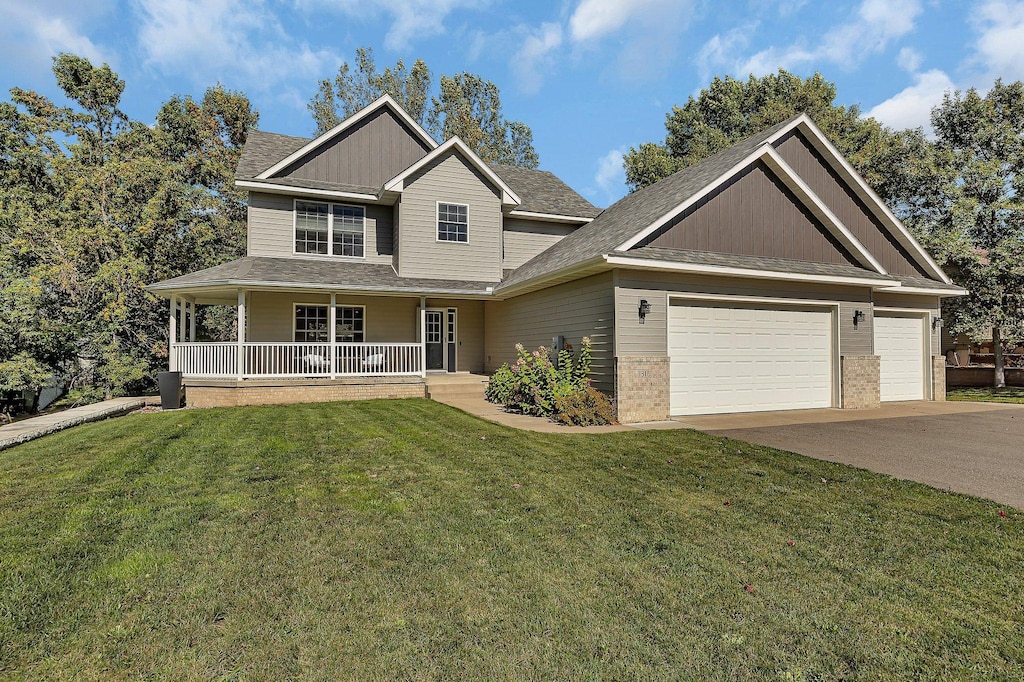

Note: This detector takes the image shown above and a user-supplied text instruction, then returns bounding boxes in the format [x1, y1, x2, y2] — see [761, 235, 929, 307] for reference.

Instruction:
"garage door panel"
[669, 302, 834, 416]
[875, 315, 925, 401]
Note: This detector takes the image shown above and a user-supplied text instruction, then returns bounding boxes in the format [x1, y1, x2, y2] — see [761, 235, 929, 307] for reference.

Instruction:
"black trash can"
[157, 371, 183, 410]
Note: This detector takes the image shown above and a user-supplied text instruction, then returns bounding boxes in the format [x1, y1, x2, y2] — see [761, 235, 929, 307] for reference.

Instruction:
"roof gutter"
[146, 279, 496, 299]
[235, 180, 381, 203]
[874, 284, 968, 297]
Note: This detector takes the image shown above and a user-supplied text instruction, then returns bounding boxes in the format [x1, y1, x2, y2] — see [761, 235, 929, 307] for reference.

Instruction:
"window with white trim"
[294, 200, 365, 257]
[293, 304, 365, 343]
[437, 202, 468, 242]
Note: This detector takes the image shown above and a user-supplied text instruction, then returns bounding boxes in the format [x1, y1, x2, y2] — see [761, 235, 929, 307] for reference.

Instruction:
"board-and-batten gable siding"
[502, 218, 577, 269]
[773, 129, 930, 277]
[873, 292, 942, 355]
[247, 291, 418, 343]
[247, 192, 393, 263]
[397, 151, 503, 282]
[613, 270, 873, 358]
[484, 272, 615, 394]
[639, 160, 859, 266]
[278, 107, 432, 188]
[424, 298, 485, 373]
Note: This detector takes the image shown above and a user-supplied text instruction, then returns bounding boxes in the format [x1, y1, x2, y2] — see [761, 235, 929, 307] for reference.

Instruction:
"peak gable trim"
[618, 143, 886, 275]
[256, 94, 437, 180]
[765, 115, 952, 284]
[383, 137, 522, 206]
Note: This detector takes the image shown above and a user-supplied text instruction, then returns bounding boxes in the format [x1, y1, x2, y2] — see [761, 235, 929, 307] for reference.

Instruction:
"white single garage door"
[874, 314, 926, 401]
[669, 302, 834, 416]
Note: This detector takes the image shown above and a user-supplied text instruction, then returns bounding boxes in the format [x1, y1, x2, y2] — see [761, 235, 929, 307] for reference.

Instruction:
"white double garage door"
[668, 301, 927, 416]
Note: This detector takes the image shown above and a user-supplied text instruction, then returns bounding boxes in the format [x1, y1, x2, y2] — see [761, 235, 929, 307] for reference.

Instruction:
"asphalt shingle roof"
[148, 257, 498, 295]
[496, 116, 801, 292]
[617, 247, 895, 281]
[236, 130, 310, 179]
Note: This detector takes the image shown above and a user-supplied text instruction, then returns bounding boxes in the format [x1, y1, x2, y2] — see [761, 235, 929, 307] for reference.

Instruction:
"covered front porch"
[164, 288, 485, 381]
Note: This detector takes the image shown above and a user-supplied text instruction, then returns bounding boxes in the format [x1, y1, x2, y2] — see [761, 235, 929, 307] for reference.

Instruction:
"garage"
[874, 313, 926, 401]
[668, 301, 835, 416]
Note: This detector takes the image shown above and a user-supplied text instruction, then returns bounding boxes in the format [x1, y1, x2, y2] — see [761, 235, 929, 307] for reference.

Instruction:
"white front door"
[875, 314, 926, 401]
[669, 302, 834, 416]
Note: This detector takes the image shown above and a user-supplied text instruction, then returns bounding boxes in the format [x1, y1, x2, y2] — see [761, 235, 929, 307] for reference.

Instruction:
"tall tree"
[309, 48, 539, 168]
[623, 70, 912, 206]
[426, 72, 539, 169]
[0, 54, 257, 405]
[924, 81, 1024, 387]
[309, 47, 431, 133]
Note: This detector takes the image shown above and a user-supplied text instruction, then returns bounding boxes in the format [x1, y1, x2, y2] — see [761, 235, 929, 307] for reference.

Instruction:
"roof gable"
[383, 137, 521, 206]
[256, 95, 437, 180]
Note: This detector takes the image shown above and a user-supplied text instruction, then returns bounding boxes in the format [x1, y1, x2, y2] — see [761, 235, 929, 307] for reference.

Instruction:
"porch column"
[168, 294, 178, 371]
[329, 293, 337, 379]
[188, 297, 196, 342]
[236, 290, 246, 380]
[179, 299, 187, 343]
[420, 296, 427, 378]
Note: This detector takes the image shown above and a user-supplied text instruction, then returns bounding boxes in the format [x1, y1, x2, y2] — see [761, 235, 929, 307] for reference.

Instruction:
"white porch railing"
[171, 342, 423, 379]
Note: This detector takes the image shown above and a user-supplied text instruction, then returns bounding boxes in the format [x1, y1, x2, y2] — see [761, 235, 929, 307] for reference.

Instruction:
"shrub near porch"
[486, 339, 616, 425]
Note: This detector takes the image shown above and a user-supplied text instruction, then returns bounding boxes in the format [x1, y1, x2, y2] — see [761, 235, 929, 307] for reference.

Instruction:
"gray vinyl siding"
[280, 107, 431, 188]
[246, 192, 393, 264]
[484, 272, 615, 394]
[614, 271, 873, 358]
[502, 218, 577, 269]
[426, 298, 485, 373]
[247, 291, 418, 343]
[873, 292, 941, 354]
[773, 130, 929, 277]
[398, 151, 503, 282]
[642, 161, 856, 265]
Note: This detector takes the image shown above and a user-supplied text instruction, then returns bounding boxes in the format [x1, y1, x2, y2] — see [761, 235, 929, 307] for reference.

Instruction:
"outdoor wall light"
[853, 309, 866, 326]
[933, 317, 944, 330]
[638, 299, 651, 324]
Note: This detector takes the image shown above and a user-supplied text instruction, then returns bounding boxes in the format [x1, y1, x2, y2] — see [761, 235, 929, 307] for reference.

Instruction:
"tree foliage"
[921, 81, 1024, 386]
[623, 70, 913, 206]
[309, 48, 538, 168]
[0, 54, 257, 405]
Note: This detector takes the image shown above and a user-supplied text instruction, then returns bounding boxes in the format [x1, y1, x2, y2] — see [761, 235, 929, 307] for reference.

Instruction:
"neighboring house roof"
[497, 116, 799, 292]
[148, 257, 499, 297]
[489, 163, 601, 219]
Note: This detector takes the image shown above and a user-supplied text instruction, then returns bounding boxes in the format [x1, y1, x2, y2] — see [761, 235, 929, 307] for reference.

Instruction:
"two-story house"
[149, 95, 964, 422]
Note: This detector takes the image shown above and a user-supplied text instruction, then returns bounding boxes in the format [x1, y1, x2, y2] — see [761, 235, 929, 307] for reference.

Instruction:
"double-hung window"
[293, 304, 365, 343]
[294, 200, 365, 257]
[437, 202, 468, 243]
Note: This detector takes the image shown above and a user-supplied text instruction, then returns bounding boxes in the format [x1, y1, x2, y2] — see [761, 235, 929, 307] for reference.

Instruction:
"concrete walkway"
[0, 397, 148, 451]
[431, 393, 684, 433]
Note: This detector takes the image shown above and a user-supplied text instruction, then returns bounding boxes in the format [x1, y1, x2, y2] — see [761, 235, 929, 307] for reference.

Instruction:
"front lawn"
[948, 386, 1024, 403]
[1, 399, 1021, 679]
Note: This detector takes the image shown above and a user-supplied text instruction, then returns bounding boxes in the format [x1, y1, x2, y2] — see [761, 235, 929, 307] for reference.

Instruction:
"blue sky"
[2, 0, 1023, 207]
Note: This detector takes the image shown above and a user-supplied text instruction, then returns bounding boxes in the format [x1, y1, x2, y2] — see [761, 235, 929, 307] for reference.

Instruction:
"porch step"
[425, 375, 489, 401]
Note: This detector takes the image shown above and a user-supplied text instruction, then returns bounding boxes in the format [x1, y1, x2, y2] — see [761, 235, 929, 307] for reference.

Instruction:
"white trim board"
[506, 210, 594, 224]
[383, 137, 522, 206]
[236, 180, 381, 203]
[257, 94, 437, 179]
[615, 144, 885, 275]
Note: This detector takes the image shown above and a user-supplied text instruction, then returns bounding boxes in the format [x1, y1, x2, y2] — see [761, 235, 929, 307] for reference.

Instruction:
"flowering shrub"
[486, 338, 615, 424]
[553, 386, 617, 426]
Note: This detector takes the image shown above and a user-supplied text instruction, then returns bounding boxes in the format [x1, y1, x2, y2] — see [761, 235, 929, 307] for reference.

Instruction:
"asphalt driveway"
[680, 401, 1024, 509]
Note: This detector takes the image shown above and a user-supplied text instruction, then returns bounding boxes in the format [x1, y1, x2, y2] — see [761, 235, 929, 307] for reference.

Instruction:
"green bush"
[554, 386, 618, 426]
[486, 338, 614, 424]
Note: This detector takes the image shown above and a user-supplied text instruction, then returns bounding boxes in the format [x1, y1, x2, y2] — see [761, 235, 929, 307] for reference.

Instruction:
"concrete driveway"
[678, 401, 1024, 509]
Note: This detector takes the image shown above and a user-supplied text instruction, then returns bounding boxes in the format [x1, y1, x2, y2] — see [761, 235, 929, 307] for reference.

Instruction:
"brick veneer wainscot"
[615, 356, 670, 423]
[932, 356, 946, 401]
[840, 355, 881, 409]
[185, 379, 426, 408]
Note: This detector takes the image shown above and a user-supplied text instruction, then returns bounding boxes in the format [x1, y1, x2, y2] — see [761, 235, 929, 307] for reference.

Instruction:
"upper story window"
[437, 202, 468, 243]
[295, 200, 365, 257]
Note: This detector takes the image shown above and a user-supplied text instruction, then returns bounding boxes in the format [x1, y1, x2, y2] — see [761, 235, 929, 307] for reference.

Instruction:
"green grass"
[1, 399, 1022, 680]
[948, 386, 1024, 403]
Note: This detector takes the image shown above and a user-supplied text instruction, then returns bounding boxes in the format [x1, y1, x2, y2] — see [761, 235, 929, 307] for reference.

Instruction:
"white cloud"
[135, 0, 338, 90]
[970, 1, 1024, 81]
[511, 22, 563, 94]
[696, 25, 755, 82]
[728, 0, 922, 76]
[569, 0, 649, 43]
[295, 0, 487, 50]
[594, 147, 626, 201]
[867, 69, 954, 133]
[0, 1, 113, 76]
[897, 47, 923, 73]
